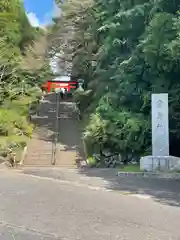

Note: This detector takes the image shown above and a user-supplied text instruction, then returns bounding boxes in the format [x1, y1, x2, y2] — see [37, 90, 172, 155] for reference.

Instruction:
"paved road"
[21, 167, 180, 206]
[0, 169, 180, 239]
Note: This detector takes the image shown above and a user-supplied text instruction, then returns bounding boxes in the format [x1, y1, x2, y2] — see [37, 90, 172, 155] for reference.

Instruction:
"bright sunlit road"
[0, 169, 180, 240]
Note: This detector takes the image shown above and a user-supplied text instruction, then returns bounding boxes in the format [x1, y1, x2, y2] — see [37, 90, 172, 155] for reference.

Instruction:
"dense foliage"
[0, 0, 51, 160]
[51, 0, 180, 160]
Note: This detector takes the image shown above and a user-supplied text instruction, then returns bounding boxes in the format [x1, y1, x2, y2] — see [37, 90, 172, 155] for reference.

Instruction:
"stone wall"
[140, 155, 180, 172]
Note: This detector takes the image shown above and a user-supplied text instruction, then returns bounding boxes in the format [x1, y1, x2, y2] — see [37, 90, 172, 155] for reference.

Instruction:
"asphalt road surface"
[0, 169, 180, 240]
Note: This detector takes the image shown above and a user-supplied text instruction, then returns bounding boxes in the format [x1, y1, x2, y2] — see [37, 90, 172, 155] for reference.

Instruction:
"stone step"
[25, 160, 52, 164]
[27, 144, 53, 148]
[26, 150, 53, 154]
[24, 96, 84, 167]
[31, 146, 71, 150]
[26, 153, 52, 157]
[25, 159, 51, 163]
[26, 148, 53, 152]
[25, 155, 52, 159]
[23, 165, 77, 168]
[24, 155, 51, 159]
[28, 140, 53, 143]
[24, 159, 75, 163]
[25, 152, 52, 156]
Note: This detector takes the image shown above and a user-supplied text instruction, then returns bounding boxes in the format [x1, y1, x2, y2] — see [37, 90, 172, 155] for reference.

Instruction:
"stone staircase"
[23, 94, 85, 168]
[23, 134, 53, 166]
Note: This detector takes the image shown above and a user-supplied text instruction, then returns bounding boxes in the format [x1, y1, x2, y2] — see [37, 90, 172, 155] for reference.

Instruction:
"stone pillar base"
[140, 155, 180, 172]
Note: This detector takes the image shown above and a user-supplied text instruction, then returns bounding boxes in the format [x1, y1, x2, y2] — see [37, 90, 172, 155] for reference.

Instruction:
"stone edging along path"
[116, 171, 180, 179]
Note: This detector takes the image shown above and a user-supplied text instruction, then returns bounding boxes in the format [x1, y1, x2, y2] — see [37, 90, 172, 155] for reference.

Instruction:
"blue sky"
[24, 0, 60, 27]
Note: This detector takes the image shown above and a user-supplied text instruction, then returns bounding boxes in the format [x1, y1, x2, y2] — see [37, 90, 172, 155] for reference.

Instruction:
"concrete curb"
[116, 171, 180, 179]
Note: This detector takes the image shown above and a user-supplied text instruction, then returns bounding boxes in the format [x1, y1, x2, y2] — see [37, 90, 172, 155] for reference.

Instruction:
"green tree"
[0, 0, 52, 161]
[51, 0, 180, 160]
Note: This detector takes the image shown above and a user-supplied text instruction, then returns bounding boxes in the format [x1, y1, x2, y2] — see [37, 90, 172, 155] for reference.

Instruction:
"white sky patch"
[26, 3, 61, 29]
[50, 56, 59, 74]
[52, 1, 61, 18]
[27, 12, 40, 27]
[42, 12, 54, 26]
[26, 6, 62, 71]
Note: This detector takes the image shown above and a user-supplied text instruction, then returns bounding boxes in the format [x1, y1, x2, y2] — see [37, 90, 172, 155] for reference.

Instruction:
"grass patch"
[87, 156, 97, 167]
[169, 170, 180, 173]
[119, 164, 142, 172]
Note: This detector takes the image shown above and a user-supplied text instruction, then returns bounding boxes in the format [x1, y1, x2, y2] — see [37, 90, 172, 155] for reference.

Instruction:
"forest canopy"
[50, 0, 180, 159]
[0, 0, 52, 159]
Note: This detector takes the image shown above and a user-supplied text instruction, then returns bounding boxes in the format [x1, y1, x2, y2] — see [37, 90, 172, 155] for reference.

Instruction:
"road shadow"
[77, 168, 180, 207]
[29, 93, 180, 207]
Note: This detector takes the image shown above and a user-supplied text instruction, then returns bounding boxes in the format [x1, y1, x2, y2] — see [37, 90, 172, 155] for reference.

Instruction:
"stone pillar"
[152, 93, 169, 156]
[140, 93, 170, 171]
